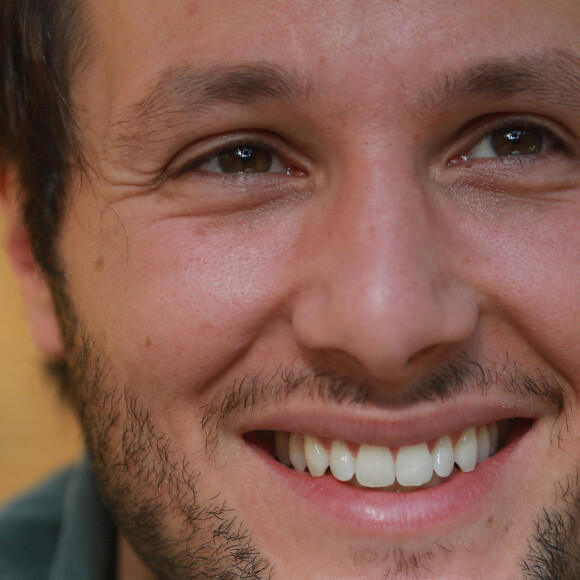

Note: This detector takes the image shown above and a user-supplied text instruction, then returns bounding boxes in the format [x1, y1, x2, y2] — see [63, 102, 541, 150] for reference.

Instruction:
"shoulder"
[0, 467, 74, 580]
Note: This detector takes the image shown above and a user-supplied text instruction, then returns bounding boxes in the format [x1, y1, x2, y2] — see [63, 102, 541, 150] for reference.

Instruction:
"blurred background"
[0, 215, 81, 504]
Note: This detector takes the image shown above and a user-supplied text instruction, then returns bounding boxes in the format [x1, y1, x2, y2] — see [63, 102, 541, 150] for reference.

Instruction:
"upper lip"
[212, 352, 565, 447]
[234, 392, 553, 448]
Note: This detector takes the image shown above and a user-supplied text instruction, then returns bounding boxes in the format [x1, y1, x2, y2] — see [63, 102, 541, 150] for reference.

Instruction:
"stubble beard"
[61, 324, 580, 580]
[67, 333, 272, 580]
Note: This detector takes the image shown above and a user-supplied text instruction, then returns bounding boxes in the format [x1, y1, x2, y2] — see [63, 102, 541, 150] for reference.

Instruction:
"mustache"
[315, 352, 566, 409]
[200, 352, 565, 438]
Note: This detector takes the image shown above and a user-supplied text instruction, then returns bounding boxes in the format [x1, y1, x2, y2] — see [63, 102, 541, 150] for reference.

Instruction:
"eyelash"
[451, 117, 570, 166]
[169, 116, 572, 184]
[171, 137, 296, 179]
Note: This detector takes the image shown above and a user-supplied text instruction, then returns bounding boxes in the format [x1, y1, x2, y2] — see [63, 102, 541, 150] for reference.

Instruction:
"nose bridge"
[291, 158, 478, 378]
[324, 172, 433, 310]
[327, 167, 444, 320]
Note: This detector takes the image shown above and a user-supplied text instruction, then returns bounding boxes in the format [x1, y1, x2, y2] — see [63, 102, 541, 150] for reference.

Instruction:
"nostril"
[405, 342, 456, 370]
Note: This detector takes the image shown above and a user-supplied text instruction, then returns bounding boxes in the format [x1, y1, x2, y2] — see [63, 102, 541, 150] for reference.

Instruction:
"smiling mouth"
[254, 419, 526, 492]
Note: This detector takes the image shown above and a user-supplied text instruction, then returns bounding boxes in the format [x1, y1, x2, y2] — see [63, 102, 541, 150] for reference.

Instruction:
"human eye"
[441, 114, 580, 200]
[198, 143, 291, 174]
[172, 137, 298, 178]
[449, 117, 569, 166]
[163, 132, 310, 215]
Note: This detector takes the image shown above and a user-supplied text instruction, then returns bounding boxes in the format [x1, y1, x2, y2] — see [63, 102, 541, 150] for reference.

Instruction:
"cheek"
[62, 213, 301, 400]
[460, 205, 580, 383]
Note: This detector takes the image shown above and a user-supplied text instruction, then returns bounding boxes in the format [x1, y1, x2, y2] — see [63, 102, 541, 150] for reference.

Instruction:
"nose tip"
[291, 273, 479, 380]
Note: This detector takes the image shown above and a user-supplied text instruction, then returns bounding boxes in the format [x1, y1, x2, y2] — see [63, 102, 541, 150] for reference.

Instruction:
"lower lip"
[246, 423, 526, 534]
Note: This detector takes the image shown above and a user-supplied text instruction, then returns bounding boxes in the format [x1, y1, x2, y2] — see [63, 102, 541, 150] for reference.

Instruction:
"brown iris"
[216, 145, 273, 173]
[491, 127, 545, 157]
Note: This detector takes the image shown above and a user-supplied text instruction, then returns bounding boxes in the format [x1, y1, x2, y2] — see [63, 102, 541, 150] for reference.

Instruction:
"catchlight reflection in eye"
[201, 145, 292, 174]
[466, 125, 556, 160]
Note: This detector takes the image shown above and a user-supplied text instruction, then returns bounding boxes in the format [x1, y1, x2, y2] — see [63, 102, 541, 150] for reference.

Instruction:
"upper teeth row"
[275, 423, 499, 489]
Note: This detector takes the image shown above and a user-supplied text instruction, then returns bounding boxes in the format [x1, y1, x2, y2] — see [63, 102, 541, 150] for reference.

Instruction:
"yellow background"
[0, 216, 81, 504]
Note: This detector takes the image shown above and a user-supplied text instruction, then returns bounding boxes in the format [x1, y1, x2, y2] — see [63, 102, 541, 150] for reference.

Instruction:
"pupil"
[218, 146, 273, 173]
[492, 128, 543, 156]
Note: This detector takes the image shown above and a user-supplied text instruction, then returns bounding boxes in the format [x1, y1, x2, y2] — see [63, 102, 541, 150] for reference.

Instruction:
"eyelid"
[168, 131, 307, 179]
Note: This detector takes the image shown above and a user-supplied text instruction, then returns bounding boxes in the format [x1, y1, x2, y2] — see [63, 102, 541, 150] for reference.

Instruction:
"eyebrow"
[425, 49, 580, 112]
[107, 50, 580, 156]
[108, 63, 312, 152]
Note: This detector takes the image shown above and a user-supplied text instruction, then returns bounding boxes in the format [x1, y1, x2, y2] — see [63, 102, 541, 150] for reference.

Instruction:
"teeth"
[477, 425, 490, 464]
[274, 421, 504, 490]
[329, 440, 356, 481]
[288, 432, 307, 471]
[275, 431, 291, 467]
[355, 444, 395, 488]
[395, 442, 433, 487]
[304, 435, 329, 477]
[454, 427, 477, 472]
[431, 435, 454, 478]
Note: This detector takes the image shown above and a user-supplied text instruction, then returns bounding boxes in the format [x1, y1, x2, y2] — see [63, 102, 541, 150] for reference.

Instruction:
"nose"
[290, 159, 479, 382]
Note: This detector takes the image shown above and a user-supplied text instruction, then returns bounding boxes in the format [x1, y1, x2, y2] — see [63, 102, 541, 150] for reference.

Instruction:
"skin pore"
[6, 0, 580, 578]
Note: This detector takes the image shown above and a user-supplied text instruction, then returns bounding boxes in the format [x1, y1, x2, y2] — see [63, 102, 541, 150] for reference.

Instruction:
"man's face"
[50, 0, 580, 577]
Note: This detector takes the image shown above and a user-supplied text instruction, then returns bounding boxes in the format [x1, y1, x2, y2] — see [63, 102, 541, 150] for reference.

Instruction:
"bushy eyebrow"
[425, 49, 580, 112]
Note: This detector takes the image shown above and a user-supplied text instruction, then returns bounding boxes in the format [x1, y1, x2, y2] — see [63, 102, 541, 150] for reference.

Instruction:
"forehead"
[75, 0, 580, 150]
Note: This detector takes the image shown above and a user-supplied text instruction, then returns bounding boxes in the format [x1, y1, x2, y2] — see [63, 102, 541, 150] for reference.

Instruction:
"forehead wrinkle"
[423, 49, 580, 113]
[104, 62, 314, 158]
